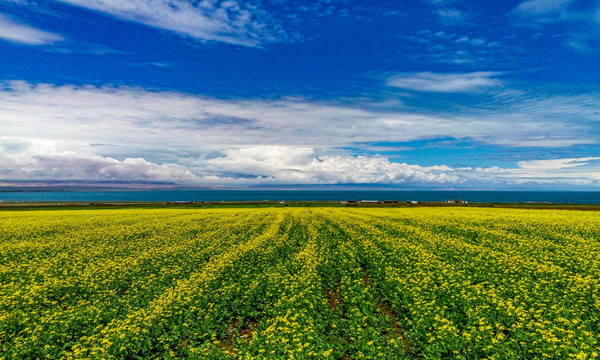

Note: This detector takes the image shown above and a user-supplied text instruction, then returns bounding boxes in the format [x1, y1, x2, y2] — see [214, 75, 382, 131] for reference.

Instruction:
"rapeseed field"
[0, 207, 598, 359]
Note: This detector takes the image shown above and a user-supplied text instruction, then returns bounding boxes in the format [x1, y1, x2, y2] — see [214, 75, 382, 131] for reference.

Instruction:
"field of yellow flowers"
[0, 207, 599, 359]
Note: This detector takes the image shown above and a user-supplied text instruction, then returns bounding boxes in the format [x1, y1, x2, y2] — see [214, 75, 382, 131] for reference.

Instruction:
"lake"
[1, 190, 599, 204]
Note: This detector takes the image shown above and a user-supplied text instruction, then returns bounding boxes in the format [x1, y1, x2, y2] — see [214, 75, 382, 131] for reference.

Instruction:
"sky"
[0, 0, 599, 190]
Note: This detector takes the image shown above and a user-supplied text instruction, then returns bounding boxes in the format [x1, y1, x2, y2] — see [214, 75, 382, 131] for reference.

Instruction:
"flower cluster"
[0, 207, 598, 359]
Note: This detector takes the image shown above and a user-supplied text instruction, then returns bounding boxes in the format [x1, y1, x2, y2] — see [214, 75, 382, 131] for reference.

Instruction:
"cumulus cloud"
[0, 139, 459, 185]
[386, 72, 503, 93]
[0, 14, 64, 45]
[54, 0, 287, 46]
[200, 146, 459, 184]
[1, 138, 599, 187]
[0, 137, 198, 182]
[199, 149, 600, 187]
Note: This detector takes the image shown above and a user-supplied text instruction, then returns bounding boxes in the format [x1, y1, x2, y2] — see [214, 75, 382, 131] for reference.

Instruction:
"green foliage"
[0, 207, 599, 359]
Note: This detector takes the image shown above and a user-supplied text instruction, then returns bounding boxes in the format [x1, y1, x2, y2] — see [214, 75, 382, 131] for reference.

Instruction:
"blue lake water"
[0, 190, 599, 204]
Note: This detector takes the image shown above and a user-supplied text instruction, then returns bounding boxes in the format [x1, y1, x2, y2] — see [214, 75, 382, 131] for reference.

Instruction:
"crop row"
[0, 207, 598, 359]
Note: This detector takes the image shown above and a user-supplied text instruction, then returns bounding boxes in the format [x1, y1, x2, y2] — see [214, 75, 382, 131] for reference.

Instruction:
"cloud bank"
[0, 137, 198, 182]
[474, 157, 600, 186]
[0, 81, 598, 187]
[199, 146, 458, 185]
[5, 79, 595, 149]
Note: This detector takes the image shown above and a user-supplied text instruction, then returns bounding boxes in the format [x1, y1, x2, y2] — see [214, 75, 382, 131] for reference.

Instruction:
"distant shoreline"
[1, 201, 599, 211]
[1, 189, 599, 205]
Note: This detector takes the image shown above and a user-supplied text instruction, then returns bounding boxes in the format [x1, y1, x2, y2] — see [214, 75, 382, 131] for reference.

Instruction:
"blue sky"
[0, 0, 599, 189]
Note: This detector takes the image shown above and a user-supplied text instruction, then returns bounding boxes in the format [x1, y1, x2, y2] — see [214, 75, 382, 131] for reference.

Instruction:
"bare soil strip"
[360, 264, 418, 358]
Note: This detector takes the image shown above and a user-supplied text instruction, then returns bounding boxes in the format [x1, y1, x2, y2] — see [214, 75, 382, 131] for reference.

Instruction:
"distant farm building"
[384, 200, 399, 204]
[361, 200, 380, 204]
[445, 199, 468, 204]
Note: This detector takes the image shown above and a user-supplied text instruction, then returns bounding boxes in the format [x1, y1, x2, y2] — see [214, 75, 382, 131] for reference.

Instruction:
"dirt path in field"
[360, 264, 418, 358]
[326, 287, 342, 313]
[219, 318, 260, 355]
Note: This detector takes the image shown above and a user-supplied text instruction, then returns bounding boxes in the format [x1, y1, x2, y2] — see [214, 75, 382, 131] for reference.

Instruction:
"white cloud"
[472, 157, 600, 185]
[0, 137, 198, 182]
[194, 150, 600, 187]
[0, 14, 64, 45]
[0, 81, 598, 186]
[0, 81, 457, 150]
[456, 36, 487, 46]
[513, 0, 576, 18]
[386, 72, 503, 93]
[517, 157, 600, 171]
[200, 146, 459, 184]
[512, 0, 600, 51]
[1, 80, 597, 149]
[405, 30, 506, 65]
[0, 138, 458, 185]
[436, 8, 465, 25]
[54, 0, 287, 46]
